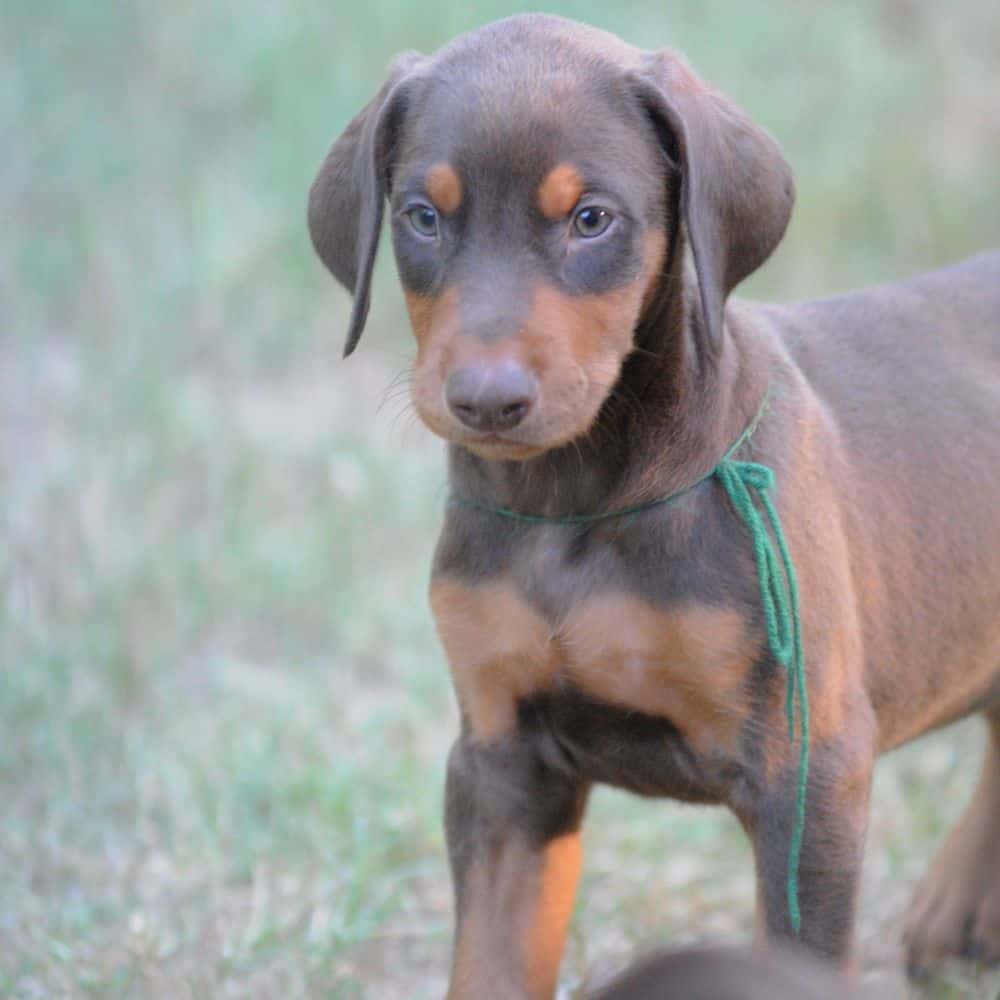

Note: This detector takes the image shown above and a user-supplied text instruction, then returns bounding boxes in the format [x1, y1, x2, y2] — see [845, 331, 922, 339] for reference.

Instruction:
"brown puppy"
[308, 13, 1000, 998]
[590, 945, 861, 1000]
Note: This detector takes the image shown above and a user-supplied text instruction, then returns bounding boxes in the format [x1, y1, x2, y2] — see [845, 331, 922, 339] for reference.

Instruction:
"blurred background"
[2, 1, 998, 996]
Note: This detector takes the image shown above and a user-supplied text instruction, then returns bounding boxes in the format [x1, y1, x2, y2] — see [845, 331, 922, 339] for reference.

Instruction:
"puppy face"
[309, 16, 794, 455]
[387, 42, 670, 460]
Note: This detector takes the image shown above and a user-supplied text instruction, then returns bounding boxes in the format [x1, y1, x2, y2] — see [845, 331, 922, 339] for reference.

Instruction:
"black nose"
[445, 361, 537, 432]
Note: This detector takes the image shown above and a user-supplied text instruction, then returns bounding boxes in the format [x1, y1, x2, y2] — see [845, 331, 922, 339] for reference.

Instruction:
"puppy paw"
[903, 826, 1000, 973]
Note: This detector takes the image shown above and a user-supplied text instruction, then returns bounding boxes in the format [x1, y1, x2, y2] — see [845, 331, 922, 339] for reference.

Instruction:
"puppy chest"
[430, 576, 755, 748]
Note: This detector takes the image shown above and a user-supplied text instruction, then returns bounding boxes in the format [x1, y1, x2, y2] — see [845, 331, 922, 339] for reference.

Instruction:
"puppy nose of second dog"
[445, 361, 537, 432]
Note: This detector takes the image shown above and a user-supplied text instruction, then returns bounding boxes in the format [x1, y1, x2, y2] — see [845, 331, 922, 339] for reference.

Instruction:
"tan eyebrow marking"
[537, 163, 584, 220]
[426, 162, 463, 215]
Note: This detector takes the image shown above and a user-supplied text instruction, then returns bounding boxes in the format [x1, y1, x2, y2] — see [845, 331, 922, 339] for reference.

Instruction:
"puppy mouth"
[457, 431, 546, 461]
[426, 404, 594, 461]
[412, 388, 574, 460]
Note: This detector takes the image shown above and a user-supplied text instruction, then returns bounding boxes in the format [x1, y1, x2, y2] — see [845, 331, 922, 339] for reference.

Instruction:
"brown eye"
[573, 206, 613, 238]
[406, 204, 439, 237]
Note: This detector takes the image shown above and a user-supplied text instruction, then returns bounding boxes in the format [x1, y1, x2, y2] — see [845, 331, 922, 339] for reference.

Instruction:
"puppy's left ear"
[630, 51, 794, 354]
[308, 52, 423, 357]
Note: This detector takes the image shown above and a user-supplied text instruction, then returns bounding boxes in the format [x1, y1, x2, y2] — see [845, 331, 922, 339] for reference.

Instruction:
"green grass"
[2, 1, 999, 996]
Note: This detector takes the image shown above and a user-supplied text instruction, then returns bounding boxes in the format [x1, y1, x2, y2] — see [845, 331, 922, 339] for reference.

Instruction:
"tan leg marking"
[525, 831, 583, 998]
[447, 830, 583, 1000]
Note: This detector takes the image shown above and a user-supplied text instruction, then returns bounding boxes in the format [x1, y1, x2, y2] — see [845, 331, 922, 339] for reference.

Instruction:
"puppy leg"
[444, 732, 589, 1000]
[904, 706, 1000, 970]
[750, 743, 874, 964]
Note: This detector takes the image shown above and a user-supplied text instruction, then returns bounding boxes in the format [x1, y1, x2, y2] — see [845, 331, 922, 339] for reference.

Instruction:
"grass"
[2, 0, 999, 996]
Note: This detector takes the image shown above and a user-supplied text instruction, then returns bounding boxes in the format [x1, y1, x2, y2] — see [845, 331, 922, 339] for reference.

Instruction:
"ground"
[2, 1, 999, 997]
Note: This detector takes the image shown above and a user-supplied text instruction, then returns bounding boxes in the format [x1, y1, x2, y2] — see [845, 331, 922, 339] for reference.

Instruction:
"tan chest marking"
[430, 579, 756, 746]
[431, 579, 559, 740]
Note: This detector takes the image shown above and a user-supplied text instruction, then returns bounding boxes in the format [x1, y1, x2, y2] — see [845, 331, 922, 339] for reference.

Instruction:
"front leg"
[750, 737, 874, 963]
[444, 723, 589, 1000]
[904, 706, 1000, 970]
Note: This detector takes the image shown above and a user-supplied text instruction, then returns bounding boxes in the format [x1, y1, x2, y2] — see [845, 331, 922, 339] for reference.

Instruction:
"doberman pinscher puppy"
[308, 13, 1000, 998]
[590, 945, 860, 1000]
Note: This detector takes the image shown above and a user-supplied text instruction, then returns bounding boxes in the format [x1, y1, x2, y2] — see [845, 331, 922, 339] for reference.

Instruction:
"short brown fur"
[409, 230, 666, 460]
[308, 13, 1000, 996]
[446, 831, 583, 1000]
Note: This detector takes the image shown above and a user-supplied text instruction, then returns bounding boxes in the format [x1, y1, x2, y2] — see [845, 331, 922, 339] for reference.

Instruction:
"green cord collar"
[450, 388, 771, 526]
[449, 386, 810, 936]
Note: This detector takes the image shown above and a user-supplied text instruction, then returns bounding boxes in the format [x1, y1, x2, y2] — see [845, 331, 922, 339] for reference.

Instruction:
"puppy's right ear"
[308, 53, 422, 357]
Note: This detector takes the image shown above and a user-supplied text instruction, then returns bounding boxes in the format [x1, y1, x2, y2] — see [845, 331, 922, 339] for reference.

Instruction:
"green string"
[712, 459, 809, 935]
[451, 392, 770, 526]
[449, 388, 810, 935]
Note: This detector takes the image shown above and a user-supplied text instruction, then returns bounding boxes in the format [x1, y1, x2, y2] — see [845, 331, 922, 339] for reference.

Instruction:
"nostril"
[452, 402, 479, 423]
[499, 400, 528, 423]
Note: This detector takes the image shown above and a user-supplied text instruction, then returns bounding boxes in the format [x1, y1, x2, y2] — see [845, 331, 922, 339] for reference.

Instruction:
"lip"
[457, 432, 546, 461]
[414, 404, 549, 460]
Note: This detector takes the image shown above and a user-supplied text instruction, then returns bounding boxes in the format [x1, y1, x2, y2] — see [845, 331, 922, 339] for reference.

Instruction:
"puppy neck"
[446, 268, 769, 522]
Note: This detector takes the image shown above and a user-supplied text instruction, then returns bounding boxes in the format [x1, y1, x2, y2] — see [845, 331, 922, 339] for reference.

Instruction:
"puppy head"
[309, 15, 793, 461]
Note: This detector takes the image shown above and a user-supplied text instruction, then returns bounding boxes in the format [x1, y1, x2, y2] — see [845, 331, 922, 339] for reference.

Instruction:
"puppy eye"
[573, 206, 613, 238]
[406, 204, 439, 238]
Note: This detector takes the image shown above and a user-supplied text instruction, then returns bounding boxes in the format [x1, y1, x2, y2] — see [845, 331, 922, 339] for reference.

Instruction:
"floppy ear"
[630, 52, 794, 353]
[308, 52, 423, 357]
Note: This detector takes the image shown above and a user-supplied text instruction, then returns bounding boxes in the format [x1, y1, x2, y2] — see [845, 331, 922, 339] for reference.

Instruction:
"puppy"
[590, 945, 861, 999]
[309, 14, 1000, 997]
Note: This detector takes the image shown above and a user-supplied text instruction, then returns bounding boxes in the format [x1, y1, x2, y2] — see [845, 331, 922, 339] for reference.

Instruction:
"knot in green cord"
[712, 456, 809, 935]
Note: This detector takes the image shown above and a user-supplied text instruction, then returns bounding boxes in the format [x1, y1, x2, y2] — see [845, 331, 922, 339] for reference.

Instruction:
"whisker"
[377, 367, 415, 415]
